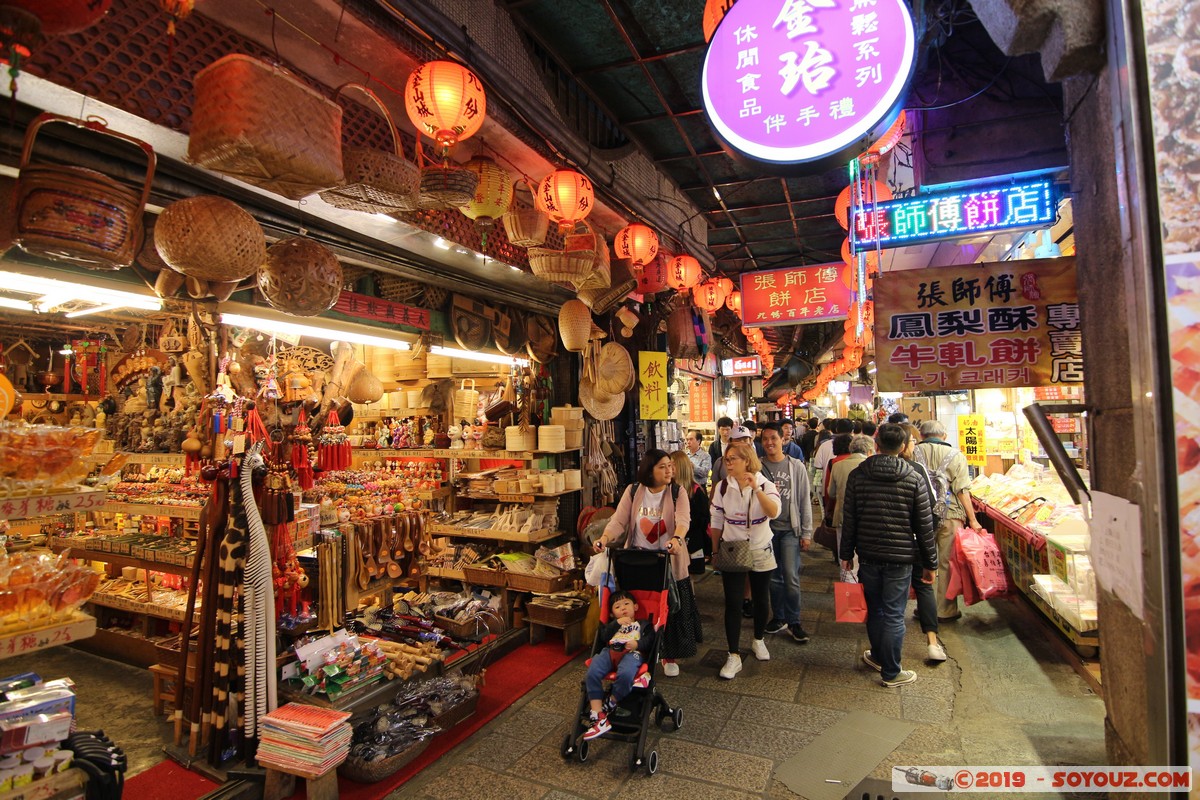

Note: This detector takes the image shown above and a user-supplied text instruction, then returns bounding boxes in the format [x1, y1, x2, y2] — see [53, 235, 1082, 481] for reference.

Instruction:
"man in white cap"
[710, 425, 753, 487]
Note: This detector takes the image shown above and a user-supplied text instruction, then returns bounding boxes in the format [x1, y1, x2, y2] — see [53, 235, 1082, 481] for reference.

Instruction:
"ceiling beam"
[703, 194, 840, 214]
[574, 43, 706, 76]
[625, 107, 705, 126]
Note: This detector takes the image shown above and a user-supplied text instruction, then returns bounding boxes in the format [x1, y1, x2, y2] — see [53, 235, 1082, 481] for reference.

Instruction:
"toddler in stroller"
[562, 549, 683, 774]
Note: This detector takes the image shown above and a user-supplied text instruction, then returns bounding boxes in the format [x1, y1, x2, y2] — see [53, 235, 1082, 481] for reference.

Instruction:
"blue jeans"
[858, 561, 912, 681]
[912, 563, 938, 635]
[769, 531, 802, 625]
[585, 648, 643, 702]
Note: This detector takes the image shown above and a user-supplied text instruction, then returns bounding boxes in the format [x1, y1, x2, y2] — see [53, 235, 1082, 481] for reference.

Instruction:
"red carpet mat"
[123, 638, 579, 800]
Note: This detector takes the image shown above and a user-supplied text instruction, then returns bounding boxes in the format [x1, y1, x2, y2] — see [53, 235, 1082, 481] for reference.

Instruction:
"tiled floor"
[399, 555, 1107, 799]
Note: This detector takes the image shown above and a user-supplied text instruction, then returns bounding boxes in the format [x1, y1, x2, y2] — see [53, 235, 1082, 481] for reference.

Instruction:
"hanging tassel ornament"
[291, 409, 314, 491]
[159, 0, 194, 63]
[317, 409, 348, 471]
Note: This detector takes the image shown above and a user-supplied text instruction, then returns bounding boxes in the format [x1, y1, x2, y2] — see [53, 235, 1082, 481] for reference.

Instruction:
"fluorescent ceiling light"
[0, 297, 34, 311]
[433, 237, 451, 250]
[0, 270, 161, 312]
[221, 311, 412, 351]
[431, 345, 528, 367]
[65, 303, 124, 318]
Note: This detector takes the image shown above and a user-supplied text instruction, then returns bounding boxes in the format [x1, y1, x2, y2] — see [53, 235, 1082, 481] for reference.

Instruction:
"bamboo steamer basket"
[538, 424, 566, 452]
[419, 164, 479, 209]
[155, 195, 267, 282]
[257, 236, 343, 316]
[506, 425, 537, 451]
[558, 299, 592, 353]
[500, 178, 549, 247]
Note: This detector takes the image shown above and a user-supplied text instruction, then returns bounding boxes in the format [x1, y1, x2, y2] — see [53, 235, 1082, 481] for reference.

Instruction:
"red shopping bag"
[958, 527, 1010, 600]
[834, 581, 868, 623]
[945, 529, 982, 606]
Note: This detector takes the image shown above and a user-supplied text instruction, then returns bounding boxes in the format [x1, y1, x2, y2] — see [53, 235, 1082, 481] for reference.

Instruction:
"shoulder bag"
[711, 479, 754, 572]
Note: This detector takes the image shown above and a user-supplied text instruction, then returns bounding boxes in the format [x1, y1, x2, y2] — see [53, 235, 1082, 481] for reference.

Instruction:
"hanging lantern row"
[634, 254, 670, 295]
[725, 289, 742, 317]
[537, 168, 594, 231]
[404, 60, 487, 151]
[693, 278, 729, 313]
[613, 223, 659, 266]
[666, 254, 702, 291]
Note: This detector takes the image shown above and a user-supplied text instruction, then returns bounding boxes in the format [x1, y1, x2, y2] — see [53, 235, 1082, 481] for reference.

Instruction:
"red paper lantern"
[834, 181, 893, 230]
[716, 276, 735, 299]
[702, 0, 736, 42]
[725, 289, 742, 317]
[860, 111, 906, 165]
[6, 0, 110, 35]
[666, 254, 702, 291]
[405, 60, 487, 150]
[840, 238, 880, 272]
[693, 280, 725, 313]
[537, 169, 594, 231]
[613, 223, 659, 266]
[635, 255, 670, 295]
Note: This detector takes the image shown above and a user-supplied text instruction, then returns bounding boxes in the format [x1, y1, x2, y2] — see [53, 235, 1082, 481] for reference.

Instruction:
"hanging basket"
[667, 304, 700, 359]
[154, 195, 267, 283]
[376, 274, 423, 303]
[258, 236, 344, 317]
[418, 163, 479, 209]
[188, 54, 344, 201]
[453, 379, 480, 423]
[319, 83, 421, 214]
[577, 258, 636, 314]
[558, 299, 592, 353]
[527, 247, 595, 289]
[14, 114, 156, 271]
[500, 178, 550, 248]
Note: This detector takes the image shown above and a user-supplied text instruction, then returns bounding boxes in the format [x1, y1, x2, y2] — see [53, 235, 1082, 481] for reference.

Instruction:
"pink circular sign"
[702, 0, 915, 166]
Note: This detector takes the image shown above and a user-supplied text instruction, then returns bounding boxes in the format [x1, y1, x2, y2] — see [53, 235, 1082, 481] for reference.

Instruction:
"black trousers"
[722, 569, 772, 654]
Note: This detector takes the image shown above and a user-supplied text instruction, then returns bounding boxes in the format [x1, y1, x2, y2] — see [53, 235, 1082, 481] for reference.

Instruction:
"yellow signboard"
[639, 352, 669, 420]
[958, 413, 986, 467]
[874, 257, 1081, 391]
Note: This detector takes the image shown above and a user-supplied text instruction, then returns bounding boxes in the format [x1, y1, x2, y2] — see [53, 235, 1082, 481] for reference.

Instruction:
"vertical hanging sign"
[639, 352, 669, 420]
[958, 413, 986, 467]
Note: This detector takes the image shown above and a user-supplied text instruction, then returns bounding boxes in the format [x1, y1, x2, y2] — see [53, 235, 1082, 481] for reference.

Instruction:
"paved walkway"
[400, 554, 1107, 799]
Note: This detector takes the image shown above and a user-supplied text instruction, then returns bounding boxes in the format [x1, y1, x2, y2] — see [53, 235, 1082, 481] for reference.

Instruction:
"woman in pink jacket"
[595, 449, 697, 675]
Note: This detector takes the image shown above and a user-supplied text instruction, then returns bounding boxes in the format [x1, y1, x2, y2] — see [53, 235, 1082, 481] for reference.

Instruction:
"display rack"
[99, 502, 204, 520]
[0, 488, 109, 521]
[427, 522, 558, 544]
[0, 612, 97, 661]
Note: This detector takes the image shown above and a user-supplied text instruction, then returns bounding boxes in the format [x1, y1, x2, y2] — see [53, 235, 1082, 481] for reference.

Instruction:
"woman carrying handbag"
[595, 449, 697, 675]
[709, 441, 781, 680]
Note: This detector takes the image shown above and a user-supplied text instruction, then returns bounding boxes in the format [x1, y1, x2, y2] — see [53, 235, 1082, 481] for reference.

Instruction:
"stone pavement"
[399, 554, 1107, 799]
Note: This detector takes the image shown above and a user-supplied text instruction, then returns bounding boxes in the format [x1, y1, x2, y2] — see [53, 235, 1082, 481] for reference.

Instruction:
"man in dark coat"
[839, 423, 937, 687]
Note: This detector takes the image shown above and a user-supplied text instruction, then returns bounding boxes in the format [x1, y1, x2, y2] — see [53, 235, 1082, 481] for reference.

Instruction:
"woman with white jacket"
[709, 441, 780, 679]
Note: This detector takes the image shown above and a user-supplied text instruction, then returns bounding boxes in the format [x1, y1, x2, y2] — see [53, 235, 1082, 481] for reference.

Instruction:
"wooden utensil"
[376, 519, 391, 575]
[387, 521, 403, 579]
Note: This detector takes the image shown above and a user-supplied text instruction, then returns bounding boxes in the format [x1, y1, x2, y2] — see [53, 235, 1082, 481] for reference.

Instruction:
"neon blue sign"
[850, 179, 1058, 250]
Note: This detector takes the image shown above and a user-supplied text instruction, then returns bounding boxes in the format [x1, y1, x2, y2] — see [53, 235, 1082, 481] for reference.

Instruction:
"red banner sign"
[689, 380, 714, 423]
[740, 263, 853, 327]
[334, 292, 430, 330]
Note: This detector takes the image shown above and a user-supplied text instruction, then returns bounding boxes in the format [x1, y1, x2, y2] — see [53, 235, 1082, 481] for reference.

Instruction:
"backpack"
[915, 445, 956, 522]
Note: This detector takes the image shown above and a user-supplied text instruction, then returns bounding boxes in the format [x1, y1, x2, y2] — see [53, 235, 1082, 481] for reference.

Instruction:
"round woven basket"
[258, 236, 343, 316]
[419, 165, 479, 209]
[155, 196, 267, 282]
[580, 376, 624, 420]
[558, 300, 592, 353]
[528, 248, 595, 288]
[500, 179, 549, 247]
[596, 342, 634, 397]
[320, 83, 421, 213]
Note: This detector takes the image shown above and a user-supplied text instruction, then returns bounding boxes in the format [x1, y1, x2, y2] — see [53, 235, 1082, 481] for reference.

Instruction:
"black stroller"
[560, 548, 683, 774]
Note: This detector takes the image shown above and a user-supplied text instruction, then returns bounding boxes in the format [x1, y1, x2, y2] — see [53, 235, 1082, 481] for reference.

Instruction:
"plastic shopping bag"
[958, 527, 1011, 600]
[584, 550, 611, 587]
[945, 529, 982, 606]
[834, 581, 868, 623]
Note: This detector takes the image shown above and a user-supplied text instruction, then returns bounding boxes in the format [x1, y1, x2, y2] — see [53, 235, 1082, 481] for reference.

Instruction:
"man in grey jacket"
[760, 423, 814, 643]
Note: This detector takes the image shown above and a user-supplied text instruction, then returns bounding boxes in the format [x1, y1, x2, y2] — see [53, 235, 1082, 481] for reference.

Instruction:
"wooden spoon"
[363, 524, 379, 580]
[392, 519, 404, 563]
[376, 520, 391, 574]
[417, 514, 431, 556]
[355, 527, 370, 591]
[403, 514, 415, 552]
[386, 521, 404, 579]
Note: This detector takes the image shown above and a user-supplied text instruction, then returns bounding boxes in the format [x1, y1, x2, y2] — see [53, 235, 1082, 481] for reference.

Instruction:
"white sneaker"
[928, 641, 948, 662]
[662, 661, 680, 677]
[719, 653, 743, 679]
[751, 638, 770, 661]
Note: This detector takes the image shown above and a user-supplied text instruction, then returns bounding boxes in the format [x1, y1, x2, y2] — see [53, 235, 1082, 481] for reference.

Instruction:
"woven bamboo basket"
[429, 689, 480, 729]
[258, 236, 343, 316]
[319, 83, 420, 213]
[434, 614, 487, 642]
[154, 196, 267, 282]
[418, 164, 479, 209]
[526, 598, 589, 627]
[422, 285, 449, 310]
[667, 304, 700, 359]
[505, 426, 537, 451]
[453, 379, 480, 422]
[566, 221, 610, 291]
[376, 274, 422, 303]
[339, 739, 430, 784]
[505, 570, 571, 594]
[188, 55, 344, 200]
[461, 564, 506, 587]
[500, 178, 549, 247]
[14, 114, 156, 271]
[557, 299, 592, 353]
[528, 248, 595, 288]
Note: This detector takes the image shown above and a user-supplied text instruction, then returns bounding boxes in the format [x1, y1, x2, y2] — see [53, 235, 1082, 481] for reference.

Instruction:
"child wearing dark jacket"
[583, 590, 655, 740]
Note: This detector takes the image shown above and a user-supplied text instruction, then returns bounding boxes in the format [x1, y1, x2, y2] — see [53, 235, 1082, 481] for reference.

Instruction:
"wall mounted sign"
[874, 257, 1081, 391]
[639, 351, 669, 420]
[701, 0, 916, 168]
[851, 178, 1059, 250]
[958, 413, 986, 467]
[689, 379, 715, 423]
[722, 356, 761, 377]
[740, 263, 853, 327]
[334, 291, 431, 331]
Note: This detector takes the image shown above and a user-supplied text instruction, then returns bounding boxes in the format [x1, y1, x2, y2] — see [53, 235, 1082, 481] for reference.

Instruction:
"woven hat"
[596, 343, 634, 397]
[580, 375, 623, 420]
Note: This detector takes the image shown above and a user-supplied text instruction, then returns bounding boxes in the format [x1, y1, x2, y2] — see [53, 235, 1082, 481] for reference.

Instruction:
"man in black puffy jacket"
[840, 423, 937, 687]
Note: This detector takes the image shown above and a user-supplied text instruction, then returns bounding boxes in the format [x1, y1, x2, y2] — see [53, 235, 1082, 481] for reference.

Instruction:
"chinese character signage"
[334, 292, 431, 331]
[874, 257, 1081, 391]
[701, 0, 916, 167]
[851, 178, 1058, 250]
[740, 263, 853, 327]
[639, 352, 669, 420]
[690, 380, 715, 423]
[722, 356, 762, 376]
[958, 413, 986, 467]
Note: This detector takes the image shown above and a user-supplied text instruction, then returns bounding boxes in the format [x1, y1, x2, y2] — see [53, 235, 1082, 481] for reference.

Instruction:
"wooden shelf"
[88, 594, 193, 622]
[100, 501, 204, 520]
[458, 488, 580, 503]
[111, 452, 188, 466]
[52, 545, 195, 577]
[427, 522, 559, 543]
[0, 612, 96, 660]
[352, 447, 580, 461]
[0, 488, 108, 521]
[426, 566, 466, 581]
